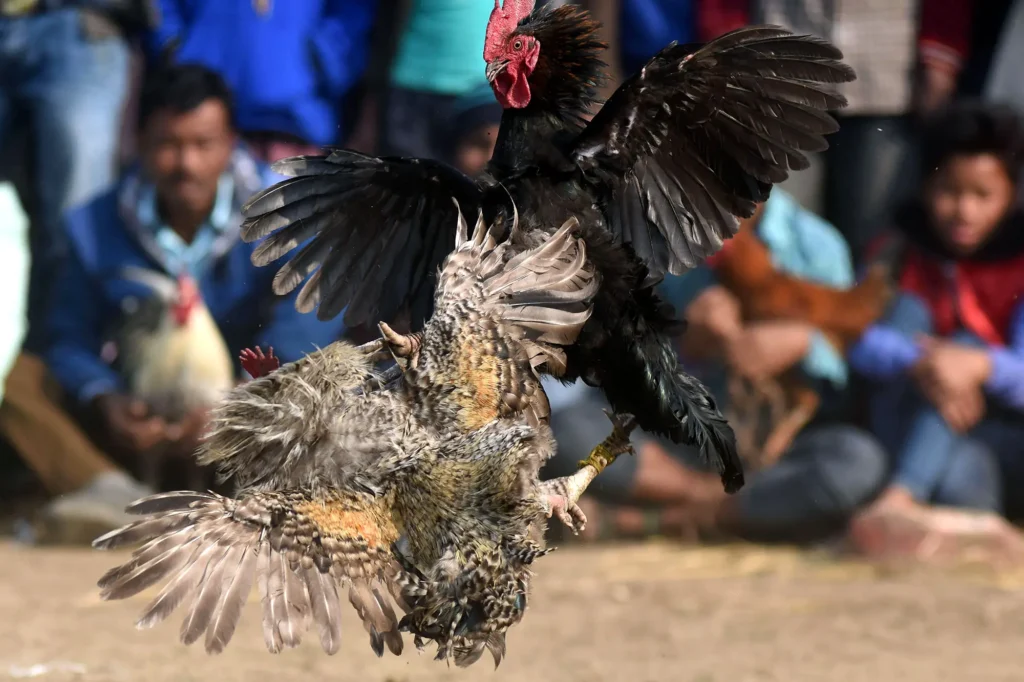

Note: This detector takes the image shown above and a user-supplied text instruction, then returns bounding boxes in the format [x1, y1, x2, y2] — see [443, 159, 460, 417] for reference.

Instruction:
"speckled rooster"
[92, 207, 637, 667]
[238, 0, 857, 495]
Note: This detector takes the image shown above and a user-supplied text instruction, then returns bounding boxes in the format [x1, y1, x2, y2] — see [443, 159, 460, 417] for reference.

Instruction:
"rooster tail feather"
[599, 329, 743, 492]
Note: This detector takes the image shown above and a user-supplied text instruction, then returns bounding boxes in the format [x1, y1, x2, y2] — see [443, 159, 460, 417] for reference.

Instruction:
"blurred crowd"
[0, 0, 1022, 564]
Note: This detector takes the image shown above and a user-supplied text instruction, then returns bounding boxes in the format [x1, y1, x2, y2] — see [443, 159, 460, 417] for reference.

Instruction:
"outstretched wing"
[198, 340, 425, 495]
[93, 490, 407, 658]
[240, 150, 483, 326]
[571, 25, 855, 278]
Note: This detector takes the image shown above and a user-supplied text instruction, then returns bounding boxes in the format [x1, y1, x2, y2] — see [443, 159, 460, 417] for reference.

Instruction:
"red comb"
[240, 346, 280, 379]
[484, 0, 536, 61]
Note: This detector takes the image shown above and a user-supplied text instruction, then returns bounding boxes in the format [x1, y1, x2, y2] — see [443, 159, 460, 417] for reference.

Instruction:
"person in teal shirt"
[378, 0, 498, 161]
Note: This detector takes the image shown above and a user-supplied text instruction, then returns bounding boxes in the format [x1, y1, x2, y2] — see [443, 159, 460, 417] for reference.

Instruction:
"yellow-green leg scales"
[537, 410, 637, 534]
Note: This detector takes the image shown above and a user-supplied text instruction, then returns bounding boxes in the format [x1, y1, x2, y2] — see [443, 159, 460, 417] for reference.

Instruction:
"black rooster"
[239, 0, 855, 493]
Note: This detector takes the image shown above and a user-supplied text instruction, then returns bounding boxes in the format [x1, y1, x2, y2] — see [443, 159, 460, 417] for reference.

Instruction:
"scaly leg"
[356, 338, 406, 394]
[355, 338, 391, 364]
[538, 410, 637, 534]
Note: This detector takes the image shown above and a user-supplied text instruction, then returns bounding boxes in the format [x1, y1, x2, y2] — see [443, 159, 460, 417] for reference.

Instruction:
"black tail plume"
[599, 325, 744, 493]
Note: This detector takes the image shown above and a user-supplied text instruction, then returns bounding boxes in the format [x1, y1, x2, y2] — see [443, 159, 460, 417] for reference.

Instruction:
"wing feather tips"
[573, 24, 855, 279]
[240, 152, 481, 326]
[94, 491, 407, 658]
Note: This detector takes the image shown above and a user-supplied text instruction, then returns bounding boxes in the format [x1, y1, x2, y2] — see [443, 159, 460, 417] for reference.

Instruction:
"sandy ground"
[1, 540, 1024, 682]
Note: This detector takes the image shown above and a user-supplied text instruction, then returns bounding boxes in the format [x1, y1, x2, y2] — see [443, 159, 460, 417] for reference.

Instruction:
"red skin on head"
[484, 0, 540, 109]
[172, 274, 200, 326]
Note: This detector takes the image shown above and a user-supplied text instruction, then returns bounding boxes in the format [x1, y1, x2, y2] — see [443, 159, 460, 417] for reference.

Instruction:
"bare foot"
[849, 487, 1024, 565]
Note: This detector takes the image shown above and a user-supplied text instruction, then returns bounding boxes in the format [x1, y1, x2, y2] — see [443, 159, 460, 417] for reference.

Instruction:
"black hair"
[138, 63, 236, 132]
[921, 101, 1024, 183]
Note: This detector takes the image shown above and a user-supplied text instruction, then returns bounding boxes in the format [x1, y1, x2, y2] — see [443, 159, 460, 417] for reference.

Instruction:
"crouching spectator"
[9, 65, 345, 541]
[544, 189, 890, 545]
[848, 102, 1024, 561]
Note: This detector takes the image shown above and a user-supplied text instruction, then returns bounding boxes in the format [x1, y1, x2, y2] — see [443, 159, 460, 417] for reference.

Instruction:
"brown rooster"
[114, 266, 235, 488]
[711, 208, 892, 467]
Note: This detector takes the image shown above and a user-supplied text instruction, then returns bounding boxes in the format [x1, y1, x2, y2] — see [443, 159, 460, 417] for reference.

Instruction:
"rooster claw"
[240, 346, 280, 378]
[544, 494, 587, 535]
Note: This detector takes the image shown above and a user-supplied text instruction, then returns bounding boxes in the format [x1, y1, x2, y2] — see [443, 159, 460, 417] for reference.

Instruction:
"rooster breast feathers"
[115, 266, 234, 420]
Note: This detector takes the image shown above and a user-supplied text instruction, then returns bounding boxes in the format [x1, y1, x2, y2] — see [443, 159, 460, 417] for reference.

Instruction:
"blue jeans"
[0, 9, 129, 351]
[870, 294, 1024, 518]
[546, 383, 888, 542]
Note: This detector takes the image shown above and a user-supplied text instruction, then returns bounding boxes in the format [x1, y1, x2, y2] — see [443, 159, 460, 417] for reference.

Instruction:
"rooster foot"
[355, 338, 391, 364]
[240, 346, 280, 378]
[543, 491, 588, 535]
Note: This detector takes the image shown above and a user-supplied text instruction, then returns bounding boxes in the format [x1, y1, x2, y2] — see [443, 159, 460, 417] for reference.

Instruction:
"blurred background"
[1, 1, 1023, 679]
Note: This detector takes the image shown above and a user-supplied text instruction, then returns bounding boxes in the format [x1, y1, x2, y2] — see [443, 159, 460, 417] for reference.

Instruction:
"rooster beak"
[485, 59, 509, 83]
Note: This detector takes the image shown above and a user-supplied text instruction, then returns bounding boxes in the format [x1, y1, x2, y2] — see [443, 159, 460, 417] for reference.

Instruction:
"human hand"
[725, 321, 813, 382]
[164, 406, 212, 460]
[912, 336, 992, 400]
[92, 393, 169, 456]
[683, 286, 743, 359]
[937, 384, 986, 433]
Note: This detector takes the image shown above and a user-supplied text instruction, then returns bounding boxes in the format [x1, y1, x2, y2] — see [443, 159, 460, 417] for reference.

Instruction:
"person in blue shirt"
[34, 65, 345, 534]
[146, 0, 375, 156]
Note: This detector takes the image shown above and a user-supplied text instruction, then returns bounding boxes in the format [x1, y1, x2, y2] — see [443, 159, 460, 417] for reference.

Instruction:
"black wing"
[241, 150, 484, 326]
[570, 25, 855, 279]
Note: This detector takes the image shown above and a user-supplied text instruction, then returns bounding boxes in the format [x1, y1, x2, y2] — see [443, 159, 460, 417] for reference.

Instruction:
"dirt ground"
[1, 540, 1024, 682]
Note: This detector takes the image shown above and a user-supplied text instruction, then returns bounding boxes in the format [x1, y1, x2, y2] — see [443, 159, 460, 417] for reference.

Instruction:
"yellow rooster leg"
[578, 410, 637, 474]
[538, 410, 637, 534]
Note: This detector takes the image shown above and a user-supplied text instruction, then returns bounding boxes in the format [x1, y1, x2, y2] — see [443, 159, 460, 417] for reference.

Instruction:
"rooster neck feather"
[492, 5, 606, 169]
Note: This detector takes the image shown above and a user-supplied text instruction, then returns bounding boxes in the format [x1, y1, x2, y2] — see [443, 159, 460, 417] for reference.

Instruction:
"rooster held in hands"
[114, 266, 235, 488]
[239, 0, 856, 494]
[709, 213, 893, 468]
[92, 209, 638, 667]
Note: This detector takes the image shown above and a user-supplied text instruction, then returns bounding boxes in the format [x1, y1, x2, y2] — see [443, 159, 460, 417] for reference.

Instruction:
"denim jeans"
[0, 9, 129, 351]
[545, 381, 888, 542]
[869, 294, 1024, 518]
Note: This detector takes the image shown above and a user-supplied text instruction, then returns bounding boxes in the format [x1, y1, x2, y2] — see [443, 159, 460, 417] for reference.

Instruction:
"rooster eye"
[513, 39, 523, 50]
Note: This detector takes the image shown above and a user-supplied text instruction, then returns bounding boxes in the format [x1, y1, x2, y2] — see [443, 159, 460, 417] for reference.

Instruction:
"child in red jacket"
[848, 102, 1024, 559]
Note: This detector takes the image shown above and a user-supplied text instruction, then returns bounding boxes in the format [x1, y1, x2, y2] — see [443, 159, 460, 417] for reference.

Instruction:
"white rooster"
[114, 266, 235, 487]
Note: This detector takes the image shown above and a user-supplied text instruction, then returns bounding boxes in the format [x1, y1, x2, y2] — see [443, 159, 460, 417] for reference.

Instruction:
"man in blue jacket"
[146, 0, 375, 157]
[33, 64, 345, 537]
